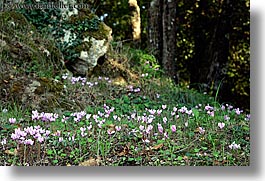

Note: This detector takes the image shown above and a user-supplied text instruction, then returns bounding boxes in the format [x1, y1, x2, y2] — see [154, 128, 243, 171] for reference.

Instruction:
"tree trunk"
[190, 0, 232, 94]
[148, 0, 177, 82]
[129, 0, 141, 41]
[147, 0, 163, 63]
[161, 0, 177, 81]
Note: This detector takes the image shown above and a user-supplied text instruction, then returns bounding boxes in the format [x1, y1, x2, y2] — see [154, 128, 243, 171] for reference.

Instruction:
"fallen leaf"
[151, 143, 163, 150]
[118, 144, 130, 156]
[107, 124, 115, 128]
[79, 157, 101, 166]
[4, 149, 18, 156]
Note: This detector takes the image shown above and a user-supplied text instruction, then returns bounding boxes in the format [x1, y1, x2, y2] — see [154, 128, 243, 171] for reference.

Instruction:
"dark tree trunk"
[190, 0, 232, 94]
[162, 0, 177, 81]
[147, 0, 163, 64]
[148, 0, 177, 82]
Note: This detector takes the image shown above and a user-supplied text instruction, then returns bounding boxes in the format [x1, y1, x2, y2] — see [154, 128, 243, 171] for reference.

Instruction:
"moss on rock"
[0, 11, 64, 79]
[0, 11, 66, 111]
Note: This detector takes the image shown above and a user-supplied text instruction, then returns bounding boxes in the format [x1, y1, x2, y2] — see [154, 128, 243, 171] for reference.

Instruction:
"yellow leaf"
[4, 149, 18, 156]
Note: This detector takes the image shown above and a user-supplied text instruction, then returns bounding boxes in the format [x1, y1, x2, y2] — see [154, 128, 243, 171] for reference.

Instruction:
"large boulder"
[60, 10, 112, 76]
[8, 0, 112, 76]
[18, 0, 113, 76]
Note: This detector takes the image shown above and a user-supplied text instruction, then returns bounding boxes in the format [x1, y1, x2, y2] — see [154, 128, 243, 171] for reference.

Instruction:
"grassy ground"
[0, 47, 250, 166]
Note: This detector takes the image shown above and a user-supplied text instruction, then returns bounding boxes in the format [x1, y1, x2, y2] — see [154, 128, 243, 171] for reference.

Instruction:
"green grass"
[0, 67, 250, 166]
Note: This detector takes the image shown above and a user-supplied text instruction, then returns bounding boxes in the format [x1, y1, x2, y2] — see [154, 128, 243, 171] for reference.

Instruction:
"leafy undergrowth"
[0, 48, 250, 166]
[0, 75, 250, 166]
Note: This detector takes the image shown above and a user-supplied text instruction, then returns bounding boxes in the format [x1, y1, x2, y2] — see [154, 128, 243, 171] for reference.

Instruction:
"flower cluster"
[62, 74, 112, 87]
[9, 118, 16, 124]
[11, 125, 50, 145]
[5, 102, 249, 156]
[229, 141, 241, 150]
[128, 85, 141, 93]
[32, 110, 59, 122]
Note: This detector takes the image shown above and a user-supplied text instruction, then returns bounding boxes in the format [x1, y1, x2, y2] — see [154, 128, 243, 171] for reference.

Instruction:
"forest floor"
[0, 46, 250, 166]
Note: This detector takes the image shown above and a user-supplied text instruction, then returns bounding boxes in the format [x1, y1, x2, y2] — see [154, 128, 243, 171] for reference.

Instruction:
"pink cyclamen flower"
[58, 137, 64, 142]
[24, 139, 34, 145]
[1, 138, 7, 146]
[131, 113, 136, 119]
[9, 118, 16, 124]
[147, 117, 154, 124]
[205, 105, 214, 111]
[45, 130, 51, 136]
[179, 106, 187, 113]
[185, 121, 188, 127]
[163, 132, 168, 139]
[162, 105, 167, 110]
[53, 130, 61, 137]
[37, 136, 44, 143]
[32, 110, 39, 120]
[245, 114, 251, 121]
[207, 111, 214, 117]
[87, 124, 92, 130]
[224, 115, 230, 121]
[113, 115, 118, 120]
[198, 127, 205, 134]
[134, 88, 141, 92]
[142, 139, 150, 143]
[235, 108, 242, 115]
[157, 109, 162, 115]
[148, 109, 156, 115]
[107, 129, 115, 135]
[158, 123, 163, 133]
[171, 125, 176, 132]
[221, 105, 225, 111]
[115, 126, 121, 131]
[80, 127, 86, 132]
[146, 125, 153, 134]
[139, 125, 145, 131]
[218, 122, 225, 129]
[163, 117, 167, 124]
[229, 141, 241, 150]
[62, 73, 68, 79]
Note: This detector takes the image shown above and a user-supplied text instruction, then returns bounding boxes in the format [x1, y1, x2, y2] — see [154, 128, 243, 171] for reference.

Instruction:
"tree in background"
[188, 0, 249, 109]
[189, 0, 232, 92]
[87, 0, 250, 110]
[128, 0, 141, 41]
[148, 0, 177, 82]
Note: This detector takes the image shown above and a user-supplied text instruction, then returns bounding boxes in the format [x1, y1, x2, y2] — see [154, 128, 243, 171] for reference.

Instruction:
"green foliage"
[17, 0, 62, 32]
[0, 60, 250, 165]
[96, 0, 250, 110]
[0, 11, 63, 78]
[129, 49, 162, 78]
[16, 0, 102, 64]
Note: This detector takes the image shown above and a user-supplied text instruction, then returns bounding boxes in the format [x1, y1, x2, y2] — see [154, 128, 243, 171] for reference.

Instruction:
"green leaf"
[213, 151, 220, 158]
[192, 108, 199, 118]
[128, 157, 135, 161]
[177, 156, 183, 161]
[47, 150, 53, 155]
[60, 153, 67, 157]
[201, 146, 208, 150]
[194, 148, 200, 153]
